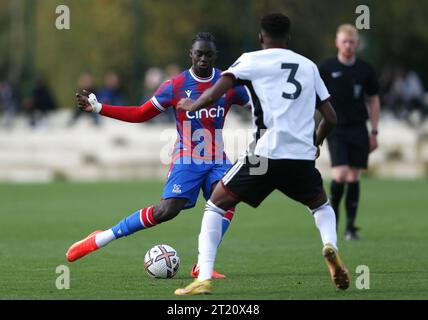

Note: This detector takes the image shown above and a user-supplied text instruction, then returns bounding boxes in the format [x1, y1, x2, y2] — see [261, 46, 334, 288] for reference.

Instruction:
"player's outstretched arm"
[177, 75, 235, 112]
[75, 90, 161, 123]
[315, 101, 337, 147]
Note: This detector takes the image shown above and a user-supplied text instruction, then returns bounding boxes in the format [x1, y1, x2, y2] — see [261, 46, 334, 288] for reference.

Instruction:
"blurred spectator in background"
[378, 66, 396, 116]
[98, 71, 126, 105]
[164, 64, 181, 80]
[162, 64, 181, 123]
[142, 67, 164, 101]
[69, 72, 100, 127]
[141, 67, 174, 123]
[0, 78, 18, 129]
[27, 75, 58, 129]
[389, 68, 427, 124]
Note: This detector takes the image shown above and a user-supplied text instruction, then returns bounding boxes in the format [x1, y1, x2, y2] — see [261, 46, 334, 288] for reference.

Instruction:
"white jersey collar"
[189, 68, 215, 83]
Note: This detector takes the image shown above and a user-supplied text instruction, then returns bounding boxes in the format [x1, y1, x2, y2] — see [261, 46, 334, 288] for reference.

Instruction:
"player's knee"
[308, 193, 329, 211]
[332, 168, 348, 183]
[205, 200, 227, 216]
[334, 174, 347, 183]
[346, 169, 360, 182]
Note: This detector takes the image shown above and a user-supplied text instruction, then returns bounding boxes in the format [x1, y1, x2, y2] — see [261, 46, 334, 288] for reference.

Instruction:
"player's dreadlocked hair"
[261, 13, 291, 40]
[192, 32, 217, 46]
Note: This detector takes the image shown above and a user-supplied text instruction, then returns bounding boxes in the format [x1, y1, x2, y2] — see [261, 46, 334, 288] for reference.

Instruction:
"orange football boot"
[190, 263, 226, 279]
[66, 230, 102, 262]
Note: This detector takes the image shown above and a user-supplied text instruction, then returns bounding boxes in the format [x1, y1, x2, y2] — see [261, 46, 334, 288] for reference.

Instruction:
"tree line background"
[0, 0, 427, 108]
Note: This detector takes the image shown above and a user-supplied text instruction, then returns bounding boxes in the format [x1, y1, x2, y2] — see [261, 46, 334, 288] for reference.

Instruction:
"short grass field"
[1, 178, 427, 300]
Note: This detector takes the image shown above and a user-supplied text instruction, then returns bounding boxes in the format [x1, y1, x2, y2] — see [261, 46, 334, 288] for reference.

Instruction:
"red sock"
[224, 208, 235, 223]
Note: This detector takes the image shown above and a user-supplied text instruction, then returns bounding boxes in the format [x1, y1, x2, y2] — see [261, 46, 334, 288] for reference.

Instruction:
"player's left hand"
[369, 134, 378, 153]
[177, 98, 195, 111]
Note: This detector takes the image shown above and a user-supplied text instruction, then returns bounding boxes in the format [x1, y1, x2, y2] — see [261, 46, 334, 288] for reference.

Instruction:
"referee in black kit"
[319, 24, 380, 240]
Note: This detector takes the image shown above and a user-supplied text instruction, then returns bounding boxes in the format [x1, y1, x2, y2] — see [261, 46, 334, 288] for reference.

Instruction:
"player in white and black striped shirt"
[174, 13, 350, 296]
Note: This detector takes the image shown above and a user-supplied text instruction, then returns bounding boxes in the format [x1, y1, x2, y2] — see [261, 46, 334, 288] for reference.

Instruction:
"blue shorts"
[162, 157, 232, 209]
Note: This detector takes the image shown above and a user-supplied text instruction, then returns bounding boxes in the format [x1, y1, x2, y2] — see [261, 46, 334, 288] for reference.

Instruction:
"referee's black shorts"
[326, 124, 369, 169]
[221, 155, 326, 209]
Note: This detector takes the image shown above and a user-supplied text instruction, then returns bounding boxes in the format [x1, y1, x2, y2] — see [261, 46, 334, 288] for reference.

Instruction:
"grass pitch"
[0, 178, 427, 300]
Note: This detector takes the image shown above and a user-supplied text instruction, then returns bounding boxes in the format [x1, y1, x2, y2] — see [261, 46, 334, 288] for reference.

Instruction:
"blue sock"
[221, 208, 235, 238]
[221, 217, 231, 238]
[111, 207, 156, 239]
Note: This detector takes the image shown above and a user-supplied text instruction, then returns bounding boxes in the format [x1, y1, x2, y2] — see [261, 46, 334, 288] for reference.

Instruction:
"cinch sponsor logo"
[186, 106, 225, 119]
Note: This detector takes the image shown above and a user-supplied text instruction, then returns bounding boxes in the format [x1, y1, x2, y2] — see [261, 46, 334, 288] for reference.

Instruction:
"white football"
[144, 244, 180, 279]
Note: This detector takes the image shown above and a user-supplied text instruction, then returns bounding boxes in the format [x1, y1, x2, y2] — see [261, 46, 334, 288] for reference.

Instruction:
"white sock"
[312, 202, 338, 250]
[197, 200, 225, 281]
[95, 229, 116, 248]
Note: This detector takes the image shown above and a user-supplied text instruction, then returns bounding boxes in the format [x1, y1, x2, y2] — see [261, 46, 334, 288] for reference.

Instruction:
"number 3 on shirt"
[281, 63, 301, 100]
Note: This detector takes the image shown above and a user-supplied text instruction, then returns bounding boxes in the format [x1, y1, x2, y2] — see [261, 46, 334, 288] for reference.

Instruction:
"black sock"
[330, 181, 345, 227]
[346, 181, 360, 231]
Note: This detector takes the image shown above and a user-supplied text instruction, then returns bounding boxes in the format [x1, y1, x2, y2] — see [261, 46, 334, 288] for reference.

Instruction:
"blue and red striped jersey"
[150, 68, 249, 162]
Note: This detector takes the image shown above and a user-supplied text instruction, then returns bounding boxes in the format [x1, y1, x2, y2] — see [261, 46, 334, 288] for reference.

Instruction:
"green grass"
[0, 178, 427, 299]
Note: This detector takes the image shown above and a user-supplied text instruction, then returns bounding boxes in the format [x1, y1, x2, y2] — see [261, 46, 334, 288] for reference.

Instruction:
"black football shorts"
[326, 125, 369, 169]
[221, 155, 326, 209]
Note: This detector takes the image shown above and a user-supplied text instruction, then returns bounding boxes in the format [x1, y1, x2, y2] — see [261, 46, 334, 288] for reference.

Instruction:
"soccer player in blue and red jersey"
[66, 32, 250, 278]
